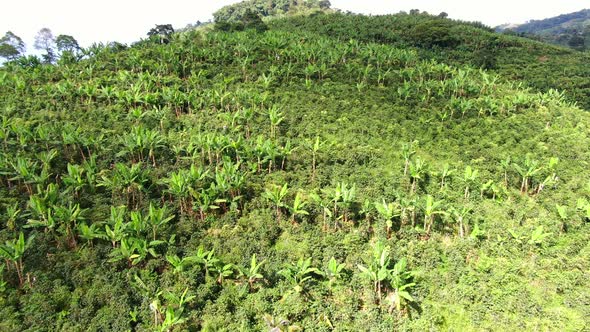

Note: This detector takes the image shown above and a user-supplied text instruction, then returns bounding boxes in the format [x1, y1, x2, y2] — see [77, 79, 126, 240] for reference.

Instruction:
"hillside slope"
[0, 20, 589, 331]
[499, 9, 590, 50]
[270, 12, 590, 110]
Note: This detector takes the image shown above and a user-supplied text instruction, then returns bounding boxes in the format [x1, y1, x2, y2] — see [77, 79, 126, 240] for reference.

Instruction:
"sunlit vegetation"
[0, 7, 590, 331]
[270, 11, 590, 109]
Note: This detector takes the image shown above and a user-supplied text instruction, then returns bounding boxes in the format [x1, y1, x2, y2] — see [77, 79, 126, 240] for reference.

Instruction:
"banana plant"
[128, 209, 148, 238]
[165, 254, 199, 274]
[4, 203, 21, 232]
[163, 169, 191, 216]
[108, 237, 163, 267]
[268, 106, 284, 139]
[104, 206, 128, 248]
[306, 136, 328, 181]
[0, 232, 34, 287]
[53, 202, 86, 248]
[325, 256, 346, 289]
[147, 203, 174, 241]
[401, 141, 417, 176]
[0, 264, 6, 293]
[98, 163, 149, 208]
[409, 158, 426, 194]
[499, 156, 511, 187]
[576, 198, 590, 221]
[9, 156, 37, 194]
[211, 260, 235, 285]
[279, 257, 323, 294]
[398, 195, 417, 227]
[237, 254, 265, 292]
[194, 247, 219, 281]
[357, 242, 391, 302]
[310, 191, 333, 232]
[289, 192, 309, 223]
[147, 286, 194, 332]
[513, 157, 543, 195]
[375, 199, 401, 238]
[463, 166, 479, 199]
[190, 188, 222, 221]
[450, 206, 472, 238]
[556, 204, 568, 224]
[439, 163, 455, 190]
[158, 288, 194, 332]
[334, 182, 356, 224]
[263, 183, 289, 222]
[528, 226, 552, 246]
[26, 192, 57, 235]
[480, 179, 497, 199]
[77, 222, 106, 247]
[62, 163, 86, 198]
[263, 314, 301, 332]
[386, 257, 416, 314]
[422, 195, 446, 235]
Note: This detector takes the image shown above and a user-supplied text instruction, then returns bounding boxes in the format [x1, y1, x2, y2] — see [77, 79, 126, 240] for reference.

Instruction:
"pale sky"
[0, 0, 587, 51]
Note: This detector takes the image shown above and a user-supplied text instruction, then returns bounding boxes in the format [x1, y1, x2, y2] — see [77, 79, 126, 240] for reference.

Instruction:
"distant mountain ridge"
[496, 9, 590, 50]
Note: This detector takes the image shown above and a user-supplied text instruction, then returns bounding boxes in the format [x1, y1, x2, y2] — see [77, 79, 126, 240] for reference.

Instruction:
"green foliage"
[0, 10, 589, 331]
[0, 31, 25, 60]
[269, 12, 590, 109]
[279, 257, 323, 294]
[501, 9, 590, 50]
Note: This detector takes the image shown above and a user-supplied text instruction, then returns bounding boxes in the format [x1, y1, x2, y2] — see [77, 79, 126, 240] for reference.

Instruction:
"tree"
[56, 34, 80, 53]
[148, 24, 175, 44]
[215, 9, 268, 32]
[318, 0, 331, 9]
[34, 28, 56, 63]
[0, 31, 25, 60]
[568, 34, 585, 51]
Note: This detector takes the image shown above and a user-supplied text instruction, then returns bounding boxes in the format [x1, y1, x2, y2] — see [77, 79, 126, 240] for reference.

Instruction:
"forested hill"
[269, 12, 590, 110]
[213, 0, 333, 22]
[1, 9, 590, 331]
[497, 9, 590, 50]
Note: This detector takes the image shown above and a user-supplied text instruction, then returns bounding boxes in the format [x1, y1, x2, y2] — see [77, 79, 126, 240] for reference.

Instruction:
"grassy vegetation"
[0, 11, 590, 331]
